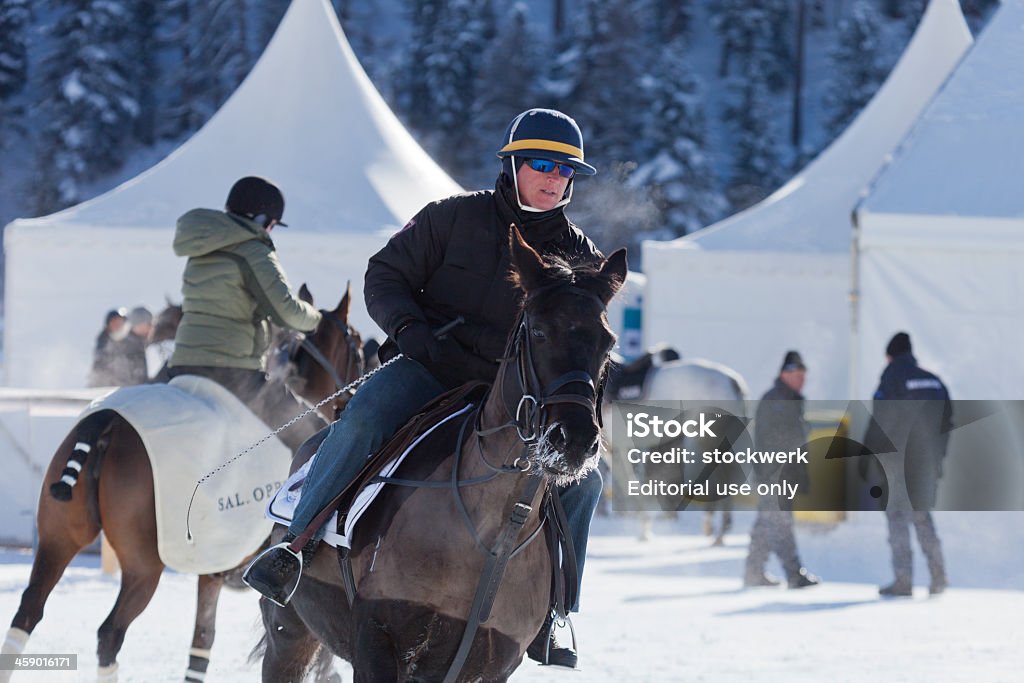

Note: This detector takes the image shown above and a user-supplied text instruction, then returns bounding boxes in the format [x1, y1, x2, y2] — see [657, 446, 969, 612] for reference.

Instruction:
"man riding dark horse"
[244, 109, 605, 668]
[167, 176, 328, 452]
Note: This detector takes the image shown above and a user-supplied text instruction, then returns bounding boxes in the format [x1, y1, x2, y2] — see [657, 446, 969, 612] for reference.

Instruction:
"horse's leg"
[257, 598, 323, 683]
[351, 600, 399, 683]
[1, 535, 86, 683]
[638, 511, 654, 541]
[2, 426, 106, 683]
[95, 561, 162, 679]
[93, 418, 163, 680]
[185, 574, 224, 683]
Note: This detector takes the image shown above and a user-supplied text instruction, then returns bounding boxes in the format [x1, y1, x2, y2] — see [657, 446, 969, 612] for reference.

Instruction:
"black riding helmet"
[226, 176, 288, 228]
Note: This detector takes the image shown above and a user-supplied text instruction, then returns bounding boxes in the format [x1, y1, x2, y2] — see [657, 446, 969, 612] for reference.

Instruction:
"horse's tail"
[48, 410, 115, 502]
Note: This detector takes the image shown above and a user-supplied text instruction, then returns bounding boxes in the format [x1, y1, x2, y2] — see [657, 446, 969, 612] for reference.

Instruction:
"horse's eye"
[531, 326, 546, 340]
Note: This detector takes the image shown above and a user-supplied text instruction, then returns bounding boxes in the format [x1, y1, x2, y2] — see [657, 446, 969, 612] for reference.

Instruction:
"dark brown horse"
[1, 284, 363, 683]
[256, 230, 627, 682]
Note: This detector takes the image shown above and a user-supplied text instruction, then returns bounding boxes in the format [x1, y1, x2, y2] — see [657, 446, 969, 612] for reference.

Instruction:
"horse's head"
[274, 282, 364, 421]
[505, 227, 627, 485]
[151, 301, 183, 344]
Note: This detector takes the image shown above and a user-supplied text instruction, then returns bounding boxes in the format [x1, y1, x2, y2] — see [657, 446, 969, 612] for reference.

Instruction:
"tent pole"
[848, 208, 861, 400]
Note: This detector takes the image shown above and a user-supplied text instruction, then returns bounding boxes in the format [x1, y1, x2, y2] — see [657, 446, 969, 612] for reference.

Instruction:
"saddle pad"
[82, 375, 291, 574]
[266, 403, 475, 548]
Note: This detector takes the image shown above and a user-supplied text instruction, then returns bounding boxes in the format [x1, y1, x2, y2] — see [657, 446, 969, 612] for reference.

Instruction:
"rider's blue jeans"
[289, 355, 601, 611]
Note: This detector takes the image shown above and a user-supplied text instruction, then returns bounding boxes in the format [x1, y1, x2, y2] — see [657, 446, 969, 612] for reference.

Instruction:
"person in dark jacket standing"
[744, 351, 820, 588]
[867, 332, 952, 597]
[245, 109, 603, 668]
[167, 176, 326, 452]
[119, 306, 153, 385]
[88, 308, 128, 386]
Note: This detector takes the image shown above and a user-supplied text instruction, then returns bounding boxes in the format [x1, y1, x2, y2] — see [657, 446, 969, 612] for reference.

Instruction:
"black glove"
[396, 321, 437, 364]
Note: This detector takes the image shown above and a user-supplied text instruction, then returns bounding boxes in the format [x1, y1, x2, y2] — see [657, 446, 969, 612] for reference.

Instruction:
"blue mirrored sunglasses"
[524, 158, 575, 179]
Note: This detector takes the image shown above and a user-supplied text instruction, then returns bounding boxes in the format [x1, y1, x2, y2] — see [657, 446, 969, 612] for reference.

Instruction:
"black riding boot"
[242, 533, 316, 607]
[527, 611, 578, 669]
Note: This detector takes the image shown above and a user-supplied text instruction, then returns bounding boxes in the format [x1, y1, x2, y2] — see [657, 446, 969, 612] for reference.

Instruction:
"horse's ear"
[509, 225, 546, 293]
[298, 283, 313, 305]
[597, 248, 629, 304]
[334, 281, 352, 321]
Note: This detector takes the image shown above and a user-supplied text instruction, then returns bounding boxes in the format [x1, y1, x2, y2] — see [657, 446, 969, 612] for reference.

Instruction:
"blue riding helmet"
[496, 109, 597, 176]
[497, 109, 595, 213]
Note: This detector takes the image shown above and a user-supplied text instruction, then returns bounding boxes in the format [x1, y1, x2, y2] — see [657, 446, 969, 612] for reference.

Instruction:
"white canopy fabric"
[854, 0, 1024, 400]
[641, 0, 971, 399]
[3, 0, 461, 388]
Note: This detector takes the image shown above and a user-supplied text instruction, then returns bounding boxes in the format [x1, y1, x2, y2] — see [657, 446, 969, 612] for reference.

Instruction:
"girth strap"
[442, 473, 545, 683]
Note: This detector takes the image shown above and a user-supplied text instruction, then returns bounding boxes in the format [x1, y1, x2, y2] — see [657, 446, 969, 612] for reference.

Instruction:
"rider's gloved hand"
[396, 321, 438, 365]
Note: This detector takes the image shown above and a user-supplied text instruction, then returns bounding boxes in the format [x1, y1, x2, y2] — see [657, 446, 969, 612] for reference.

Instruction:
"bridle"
[289, 309, 363, 395]
[494, 287, 608, 448]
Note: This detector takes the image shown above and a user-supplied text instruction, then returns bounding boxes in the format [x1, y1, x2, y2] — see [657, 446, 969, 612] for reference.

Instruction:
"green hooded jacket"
[169, 209, 322, 370]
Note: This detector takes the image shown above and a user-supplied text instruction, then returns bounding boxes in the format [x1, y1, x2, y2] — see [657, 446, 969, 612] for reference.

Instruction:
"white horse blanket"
[82, 375, 291, 574]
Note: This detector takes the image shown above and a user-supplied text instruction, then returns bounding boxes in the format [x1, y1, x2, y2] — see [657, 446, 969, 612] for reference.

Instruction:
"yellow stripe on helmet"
[499, 139, 584, 159]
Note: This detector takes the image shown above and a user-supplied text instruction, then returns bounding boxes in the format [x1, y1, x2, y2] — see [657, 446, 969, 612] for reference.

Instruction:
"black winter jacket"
[365, 176, 601, 388]
[864, 353, 953, 508]
[754, 378, 810, 490]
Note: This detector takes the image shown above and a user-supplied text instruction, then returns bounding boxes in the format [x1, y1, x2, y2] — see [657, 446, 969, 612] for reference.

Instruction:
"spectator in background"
[88, 308, 129, 387]
[865, 332, 952, 597]
[119, 306, 153, 386]
[744, 350, 819, 589]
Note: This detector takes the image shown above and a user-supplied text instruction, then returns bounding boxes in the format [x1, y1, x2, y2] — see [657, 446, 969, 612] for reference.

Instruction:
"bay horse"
[1, 283, 363, 683]
[255, 230, 627, 682]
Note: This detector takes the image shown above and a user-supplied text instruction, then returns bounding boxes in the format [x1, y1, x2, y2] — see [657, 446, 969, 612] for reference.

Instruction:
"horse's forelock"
[513, 254, 620, 305]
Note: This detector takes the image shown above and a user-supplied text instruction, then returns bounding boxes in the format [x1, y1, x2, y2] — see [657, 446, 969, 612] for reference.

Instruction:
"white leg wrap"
[66, 460, 83, 472]
[185, 669, 207, 681]
[60, 475, 78, 486]
[1, 627, 28, 655]
[0, 629, 28, 683]
[188, 647, 211, 659]
[97, 662, 119, 683]
[0, 629, 29, 683]
[73, 442, 92, 453]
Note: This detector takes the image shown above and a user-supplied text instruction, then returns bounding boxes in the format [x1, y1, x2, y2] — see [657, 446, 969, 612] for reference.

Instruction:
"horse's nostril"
[549, 425, 568, 450]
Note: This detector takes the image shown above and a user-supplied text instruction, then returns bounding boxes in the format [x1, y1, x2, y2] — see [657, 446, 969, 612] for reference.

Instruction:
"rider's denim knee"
[559, 465, 603, 508]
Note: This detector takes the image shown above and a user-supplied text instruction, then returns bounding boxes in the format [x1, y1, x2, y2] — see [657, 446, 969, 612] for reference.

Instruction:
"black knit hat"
[225, 176, 287, 227]
[780, 350, 806, 372]
[886, 332, 912, 357]
[105, 308, 127, 325]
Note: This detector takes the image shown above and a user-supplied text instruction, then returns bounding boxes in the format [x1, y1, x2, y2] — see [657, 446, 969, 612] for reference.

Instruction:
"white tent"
[3, 0, 461, 389]
[854, 0, 1024, 400]
[641, 0, 971, 399]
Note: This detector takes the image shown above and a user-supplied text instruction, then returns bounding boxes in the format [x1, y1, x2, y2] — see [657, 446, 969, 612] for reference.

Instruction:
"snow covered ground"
[1, 512, 1022, 682]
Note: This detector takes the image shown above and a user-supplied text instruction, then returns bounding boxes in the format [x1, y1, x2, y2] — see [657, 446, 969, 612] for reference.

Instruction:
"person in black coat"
[743, 351, 819, 588]
[865, 332, 952, 597]
[246, 109, 604, 668]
